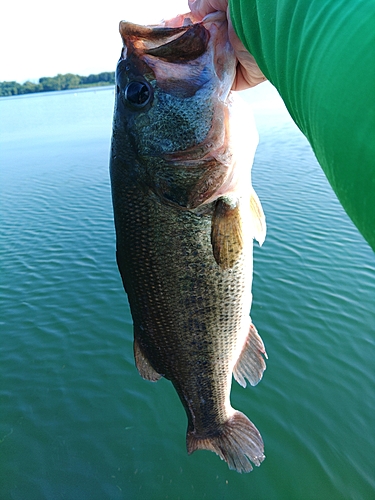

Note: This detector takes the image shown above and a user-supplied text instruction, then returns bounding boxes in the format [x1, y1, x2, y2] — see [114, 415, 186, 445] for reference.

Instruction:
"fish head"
[111, 13, 237, 208]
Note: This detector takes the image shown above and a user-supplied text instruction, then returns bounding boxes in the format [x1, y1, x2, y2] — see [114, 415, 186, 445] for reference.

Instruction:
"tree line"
[0, 72, 115, 97]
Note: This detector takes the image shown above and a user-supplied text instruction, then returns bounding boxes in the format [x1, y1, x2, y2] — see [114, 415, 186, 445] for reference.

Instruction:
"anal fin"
[233, 323, 267, 388]
[134, 338, 162, 382]
[211, 197, 243, 269]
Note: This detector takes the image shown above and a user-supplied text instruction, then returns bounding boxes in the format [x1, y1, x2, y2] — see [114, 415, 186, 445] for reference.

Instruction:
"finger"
[188, 0, 266, 90]
[232, 64, 267, 91]
[188, 0, 229, 20]
[227, 20, 267, 90]
[232, 52, 267, 90]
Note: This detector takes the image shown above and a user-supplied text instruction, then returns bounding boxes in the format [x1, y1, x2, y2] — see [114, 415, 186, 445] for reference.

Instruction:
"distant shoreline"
[0, 85, 115, 101]
[0, 72, 115, 97]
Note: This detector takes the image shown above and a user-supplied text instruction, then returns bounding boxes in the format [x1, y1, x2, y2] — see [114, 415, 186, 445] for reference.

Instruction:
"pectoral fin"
[250, 188, 266, 246]
[211, 197, 243, 269]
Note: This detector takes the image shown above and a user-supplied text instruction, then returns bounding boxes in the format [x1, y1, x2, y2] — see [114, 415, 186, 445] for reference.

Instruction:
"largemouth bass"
[110, 11, 267, 473]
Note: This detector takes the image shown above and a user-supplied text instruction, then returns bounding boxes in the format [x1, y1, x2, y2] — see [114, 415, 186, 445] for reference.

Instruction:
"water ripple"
[1, 85, 374, 499]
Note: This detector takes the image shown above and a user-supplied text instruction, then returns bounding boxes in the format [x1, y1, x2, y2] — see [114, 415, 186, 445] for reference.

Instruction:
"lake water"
[1, 85, 374, 499]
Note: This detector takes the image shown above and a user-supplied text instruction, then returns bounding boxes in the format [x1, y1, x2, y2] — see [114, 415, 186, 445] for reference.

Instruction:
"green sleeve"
[230, 0, 375, 251]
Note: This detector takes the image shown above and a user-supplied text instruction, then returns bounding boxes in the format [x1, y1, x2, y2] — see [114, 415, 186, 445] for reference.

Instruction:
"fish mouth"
[117, 15, 219, 101]
[137, 23, 209, 64]
[118, 11, 233, 82]
[119, 15, 210, 65]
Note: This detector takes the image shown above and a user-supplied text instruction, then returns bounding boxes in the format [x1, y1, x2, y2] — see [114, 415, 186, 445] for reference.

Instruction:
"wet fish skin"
[110, 12, 267, 473]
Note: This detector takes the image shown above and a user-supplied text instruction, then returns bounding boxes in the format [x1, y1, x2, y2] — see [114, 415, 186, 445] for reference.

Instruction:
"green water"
[1, 85, 374, 499]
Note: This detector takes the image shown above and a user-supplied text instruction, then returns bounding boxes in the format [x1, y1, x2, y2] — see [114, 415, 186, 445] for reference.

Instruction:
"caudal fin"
[186, 410, 265, 473]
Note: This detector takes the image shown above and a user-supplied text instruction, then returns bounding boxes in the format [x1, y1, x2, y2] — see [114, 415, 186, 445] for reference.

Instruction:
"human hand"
[188, 0, 266, 90]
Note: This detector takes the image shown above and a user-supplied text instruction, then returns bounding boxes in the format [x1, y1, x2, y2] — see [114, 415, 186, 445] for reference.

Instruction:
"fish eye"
[124, 81, 152, 108]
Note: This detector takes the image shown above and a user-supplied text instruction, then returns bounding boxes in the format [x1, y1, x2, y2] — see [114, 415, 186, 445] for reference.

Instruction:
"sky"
[0, 0, 190, 83]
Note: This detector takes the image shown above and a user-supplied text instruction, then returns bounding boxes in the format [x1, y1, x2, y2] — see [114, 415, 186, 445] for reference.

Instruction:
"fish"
[109, 11, 267, 473]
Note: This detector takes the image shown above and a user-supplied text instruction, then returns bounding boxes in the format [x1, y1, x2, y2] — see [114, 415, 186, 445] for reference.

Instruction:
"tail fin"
[186, 411, 265, 473]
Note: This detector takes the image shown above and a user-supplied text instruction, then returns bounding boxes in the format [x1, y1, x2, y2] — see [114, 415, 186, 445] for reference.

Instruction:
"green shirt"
[230, 0, 375, 251]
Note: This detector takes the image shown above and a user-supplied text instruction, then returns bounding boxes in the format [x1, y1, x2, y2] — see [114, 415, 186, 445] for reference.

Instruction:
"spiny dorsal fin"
[250, 188, 266, 246]
[233, 323, 267, 388]
[211, 197, 243, 269]
[134, 338, 162, 382]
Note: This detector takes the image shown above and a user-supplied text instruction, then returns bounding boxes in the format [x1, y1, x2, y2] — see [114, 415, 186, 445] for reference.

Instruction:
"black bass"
[110, 11, 267, 473]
